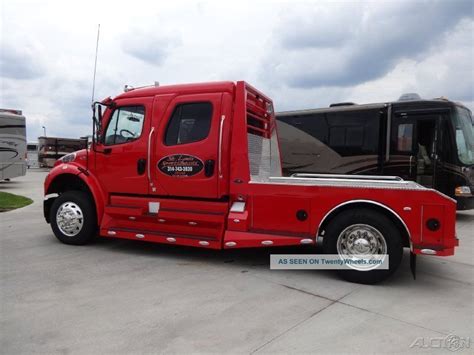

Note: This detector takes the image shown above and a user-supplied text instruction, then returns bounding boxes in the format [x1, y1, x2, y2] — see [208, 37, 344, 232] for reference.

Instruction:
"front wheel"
[323, 209, 403, 284]
[50, 191, 97, 245]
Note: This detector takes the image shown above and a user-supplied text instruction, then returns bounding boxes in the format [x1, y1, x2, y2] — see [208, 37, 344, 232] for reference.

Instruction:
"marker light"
[61, 153, 76, 164]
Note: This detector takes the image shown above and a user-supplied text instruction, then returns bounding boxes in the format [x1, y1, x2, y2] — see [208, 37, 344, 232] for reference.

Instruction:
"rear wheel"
[50, 191, 97, 245]
[323, 208, 403, 284]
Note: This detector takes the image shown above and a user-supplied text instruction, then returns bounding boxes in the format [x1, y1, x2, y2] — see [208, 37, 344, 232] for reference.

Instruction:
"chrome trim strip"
[385, 104, 391, 162]
[272, 176, 410, 184]
[44, 193, 59, 200]
[316, 199, 411, 242]
[261, 176, 425, 191]
[291, 173, 402, 181]
[147, 127, 155, 183]
[218, 115, 225, 178]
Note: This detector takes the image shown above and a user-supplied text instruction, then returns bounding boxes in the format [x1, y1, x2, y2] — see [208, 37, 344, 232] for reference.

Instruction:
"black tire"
[323, 208, 403, 284]
[50, 191, 97, 245]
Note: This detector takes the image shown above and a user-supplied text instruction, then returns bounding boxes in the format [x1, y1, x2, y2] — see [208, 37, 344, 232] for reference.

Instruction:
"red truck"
[43, 81, 458, 283]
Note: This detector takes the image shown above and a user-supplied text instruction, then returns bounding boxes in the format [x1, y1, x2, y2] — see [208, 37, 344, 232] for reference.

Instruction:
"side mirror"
[98, 104, 103, 122]
[97, 105, 104, 143]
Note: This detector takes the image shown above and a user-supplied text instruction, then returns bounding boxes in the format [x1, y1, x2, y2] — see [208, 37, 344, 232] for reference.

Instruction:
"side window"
[164, 102, 213, 146]
[396, 123, 414, 152]
[104, 106, 145, 145]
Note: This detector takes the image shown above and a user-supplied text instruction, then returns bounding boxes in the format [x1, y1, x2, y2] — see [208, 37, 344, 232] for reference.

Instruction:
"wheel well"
[44, 174, 94, 223]
[317, 202, 410, 247]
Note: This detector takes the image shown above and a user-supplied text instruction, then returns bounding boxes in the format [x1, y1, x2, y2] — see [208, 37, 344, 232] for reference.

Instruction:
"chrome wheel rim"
[337, 224, 387, 256]
[56, 202, 84, 237]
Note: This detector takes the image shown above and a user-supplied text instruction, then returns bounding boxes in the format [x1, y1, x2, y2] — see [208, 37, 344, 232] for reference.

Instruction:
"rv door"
[388, 110, 445, 188]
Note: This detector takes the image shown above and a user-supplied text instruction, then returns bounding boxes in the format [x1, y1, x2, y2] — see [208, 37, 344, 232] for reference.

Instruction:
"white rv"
[0, 109, 27, 180]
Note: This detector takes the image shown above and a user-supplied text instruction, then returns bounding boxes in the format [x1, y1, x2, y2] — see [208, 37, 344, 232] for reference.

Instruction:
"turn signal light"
[455, 186, 471, 196]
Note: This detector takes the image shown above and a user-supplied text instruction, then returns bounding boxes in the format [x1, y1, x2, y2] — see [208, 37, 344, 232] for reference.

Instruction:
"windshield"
[454, 107, 474, 165]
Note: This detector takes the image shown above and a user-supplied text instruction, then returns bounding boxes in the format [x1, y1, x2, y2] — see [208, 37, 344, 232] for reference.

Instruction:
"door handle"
[204, 159, 215, 177]
[147, 127, 155, 182]
[137, 158, 146, 175]
[218, 115, 225, 178]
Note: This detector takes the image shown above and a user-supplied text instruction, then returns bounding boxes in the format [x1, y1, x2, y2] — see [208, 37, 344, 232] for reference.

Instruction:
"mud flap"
[410, 252, 417, 280]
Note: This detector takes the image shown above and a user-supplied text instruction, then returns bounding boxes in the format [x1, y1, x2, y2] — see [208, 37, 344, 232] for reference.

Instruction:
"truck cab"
[44, 81, 458, 284]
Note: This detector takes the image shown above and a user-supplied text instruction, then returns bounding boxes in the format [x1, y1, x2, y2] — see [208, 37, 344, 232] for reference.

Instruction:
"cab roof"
[114, 81, 236, 100]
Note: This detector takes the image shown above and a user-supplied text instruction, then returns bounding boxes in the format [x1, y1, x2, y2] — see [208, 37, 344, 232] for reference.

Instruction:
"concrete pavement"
[1, 170, 473, 354]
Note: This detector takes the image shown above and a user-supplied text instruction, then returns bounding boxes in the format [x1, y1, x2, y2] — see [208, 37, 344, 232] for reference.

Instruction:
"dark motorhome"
[277, 96, 474, 210]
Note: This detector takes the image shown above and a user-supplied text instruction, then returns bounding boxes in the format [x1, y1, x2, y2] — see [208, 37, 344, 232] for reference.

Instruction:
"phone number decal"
[157, 154, 204, 177]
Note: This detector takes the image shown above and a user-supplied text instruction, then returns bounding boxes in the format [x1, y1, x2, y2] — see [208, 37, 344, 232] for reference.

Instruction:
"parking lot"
[1, 170, 473, 354]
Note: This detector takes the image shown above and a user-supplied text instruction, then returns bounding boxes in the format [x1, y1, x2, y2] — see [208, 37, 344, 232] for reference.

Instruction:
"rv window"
[397, 124, 414, 152]
[326, 110, 379, 156]
[164, 102, 213, 146]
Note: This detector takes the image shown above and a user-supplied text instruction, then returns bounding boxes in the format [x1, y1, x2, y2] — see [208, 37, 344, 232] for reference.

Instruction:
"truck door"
[389, 111, 443, 188]
[94, 97, 152, 195]
[151, 93, 223, 199]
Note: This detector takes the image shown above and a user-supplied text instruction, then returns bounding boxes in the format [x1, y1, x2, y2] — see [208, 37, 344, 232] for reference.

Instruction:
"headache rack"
[245, 85, 274, 138]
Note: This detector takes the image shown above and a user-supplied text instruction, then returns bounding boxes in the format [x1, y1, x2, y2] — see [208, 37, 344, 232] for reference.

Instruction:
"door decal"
[157, 154, 204, 177]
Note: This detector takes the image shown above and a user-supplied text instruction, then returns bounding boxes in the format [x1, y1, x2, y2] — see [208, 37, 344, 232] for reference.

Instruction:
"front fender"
[44, 164, 106, 225]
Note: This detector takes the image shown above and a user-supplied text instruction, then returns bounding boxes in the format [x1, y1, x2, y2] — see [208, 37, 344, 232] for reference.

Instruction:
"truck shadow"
[93, 236, 311, 267]
[91, 237, 346, 280]
[91, 238, 419, 284]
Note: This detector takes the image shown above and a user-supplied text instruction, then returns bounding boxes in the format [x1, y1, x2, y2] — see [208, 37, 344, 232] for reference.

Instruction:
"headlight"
[455, 186, 471, 196]
[61, 153, 76, 163]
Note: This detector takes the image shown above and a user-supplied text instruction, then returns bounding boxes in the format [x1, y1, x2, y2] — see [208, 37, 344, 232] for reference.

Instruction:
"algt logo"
[409, 334, 471, 352]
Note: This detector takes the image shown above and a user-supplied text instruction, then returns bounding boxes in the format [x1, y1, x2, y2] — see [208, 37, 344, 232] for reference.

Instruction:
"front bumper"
[455, 195, 474, 210]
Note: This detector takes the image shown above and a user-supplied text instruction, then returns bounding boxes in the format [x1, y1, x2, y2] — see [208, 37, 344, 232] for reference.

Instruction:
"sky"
[0, 0, 473, 141]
